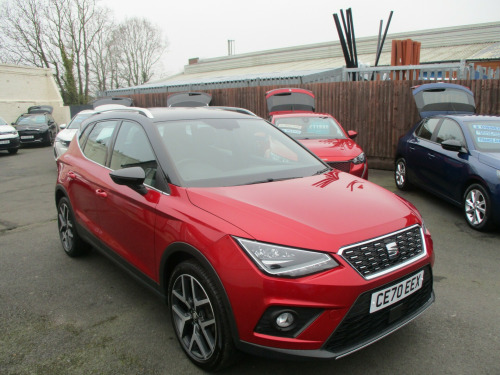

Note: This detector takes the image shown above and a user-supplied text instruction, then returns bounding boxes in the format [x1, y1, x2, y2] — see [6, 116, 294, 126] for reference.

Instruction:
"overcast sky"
[101, 0, 500, 76]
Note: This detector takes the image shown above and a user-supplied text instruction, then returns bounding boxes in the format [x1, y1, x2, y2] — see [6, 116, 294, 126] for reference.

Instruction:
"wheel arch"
[55, 184, 68, 206]
[461, 176, 490, 203]
[159, 242, 241, 345]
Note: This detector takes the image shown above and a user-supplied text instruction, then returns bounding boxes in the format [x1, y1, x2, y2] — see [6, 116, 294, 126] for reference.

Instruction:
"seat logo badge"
[386, 242, 400, 260]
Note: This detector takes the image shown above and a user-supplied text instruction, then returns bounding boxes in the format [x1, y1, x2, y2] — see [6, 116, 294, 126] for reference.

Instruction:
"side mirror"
[110, 167, 147, 195]
[347, 130, 358, 139]
[441, 139, 464, 152]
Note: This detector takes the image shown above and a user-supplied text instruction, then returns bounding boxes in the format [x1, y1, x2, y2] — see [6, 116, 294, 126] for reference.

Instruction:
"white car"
[53, 110, 95, 159]
[53, 104, 130, 159]
[0, 116, 20, 155]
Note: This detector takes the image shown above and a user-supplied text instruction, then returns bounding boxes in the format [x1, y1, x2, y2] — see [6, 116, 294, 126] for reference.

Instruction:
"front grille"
[327, 161, 351, 173]
[339, 225, 425, 279]
[323, 265, 433, 356]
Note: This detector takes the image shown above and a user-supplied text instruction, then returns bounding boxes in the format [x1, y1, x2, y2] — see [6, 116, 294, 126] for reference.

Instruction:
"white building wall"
[0, 64, 70, 125]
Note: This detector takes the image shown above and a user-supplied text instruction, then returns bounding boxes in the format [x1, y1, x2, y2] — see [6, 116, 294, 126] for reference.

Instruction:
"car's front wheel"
[168, 260, 237, 371]
[57, 197, 89, 257]
[463, 184, 493, 231]
[395, 158, 411, 190]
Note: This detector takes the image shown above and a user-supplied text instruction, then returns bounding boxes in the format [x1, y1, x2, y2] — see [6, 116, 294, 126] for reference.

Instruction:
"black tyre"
[395, 158, 411, 190]
[168, 260, 238, 371]
[463, 184, 493, 231]
[8, 149, 18, 154]
[57, 197, 89, 257]
[45, 132, 53, 147]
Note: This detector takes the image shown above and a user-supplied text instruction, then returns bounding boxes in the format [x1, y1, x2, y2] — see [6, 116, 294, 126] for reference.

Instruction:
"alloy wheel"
[58, 201, 74, 252]
[171, 274, 217, 361]
[465, 188, 487, 226]
[395, 161, 406, 187]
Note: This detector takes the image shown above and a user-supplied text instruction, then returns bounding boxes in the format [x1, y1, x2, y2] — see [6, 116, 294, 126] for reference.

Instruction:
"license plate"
[0, 140, 9, 144]
[370, 270, 424, 313]
[21, 135, 34, 139]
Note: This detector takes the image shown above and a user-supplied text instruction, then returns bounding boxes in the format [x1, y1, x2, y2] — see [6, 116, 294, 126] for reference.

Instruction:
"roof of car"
[272, 112, 333, 118]
[146, 107, 257, 121]
[446, 114, 500, 121]
[79, 106, 257, 124]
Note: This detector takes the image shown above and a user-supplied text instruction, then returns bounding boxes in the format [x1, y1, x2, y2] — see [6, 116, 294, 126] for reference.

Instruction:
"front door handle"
[95, 189, 108, 198]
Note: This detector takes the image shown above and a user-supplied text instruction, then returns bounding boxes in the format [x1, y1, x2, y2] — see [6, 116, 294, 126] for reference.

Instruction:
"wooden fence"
[128, 79, 500, 170]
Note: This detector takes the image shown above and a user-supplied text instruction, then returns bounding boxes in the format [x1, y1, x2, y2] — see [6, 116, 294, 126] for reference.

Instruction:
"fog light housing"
[275, 311, 295, 329]
[255, 306, 323, 338]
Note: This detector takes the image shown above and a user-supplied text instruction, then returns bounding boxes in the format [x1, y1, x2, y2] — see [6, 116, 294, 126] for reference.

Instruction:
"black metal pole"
[333, 13, 352, 68]
[375, 11, 393, 67]
[347, 8, 358, 68]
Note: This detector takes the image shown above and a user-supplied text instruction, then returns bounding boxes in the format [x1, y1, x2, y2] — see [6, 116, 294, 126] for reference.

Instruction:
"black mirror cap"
[441, 139, 463, 152]
[110, 167, 147, 195]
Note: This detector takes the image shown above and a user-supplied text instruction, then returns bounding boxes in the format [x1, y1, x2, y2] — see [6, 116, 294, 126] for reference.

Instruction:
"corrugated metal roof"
[103, 22, 500, 96]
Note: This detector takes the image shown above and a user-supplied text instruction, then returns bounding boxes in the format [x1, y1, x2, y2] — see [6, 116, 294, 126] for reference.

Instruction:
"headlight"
[352, 152, 366, 165]
[55, 137, 70, 147]
[235, 237, 339, 278]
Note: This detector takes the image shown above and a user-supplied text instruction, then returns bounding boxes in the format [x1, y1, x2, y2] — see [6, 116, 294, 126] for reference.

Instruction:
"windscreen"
[274, 116, 347, 140]
[17, 115, 46, 125]
[67, 113, 93, 129]
[465, 120, 500, 152]
[156, 117, 325, 187]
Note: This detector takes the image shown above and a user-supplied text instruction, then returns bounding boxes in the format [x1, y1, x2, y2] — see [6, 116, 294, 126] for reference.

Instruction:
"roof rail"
[94, 106, 154, 119]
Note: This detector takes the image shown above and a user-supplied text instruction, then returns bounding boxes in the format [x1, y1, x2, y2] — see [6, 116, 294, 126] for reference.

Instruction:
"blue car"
[395, 83, 500, 231]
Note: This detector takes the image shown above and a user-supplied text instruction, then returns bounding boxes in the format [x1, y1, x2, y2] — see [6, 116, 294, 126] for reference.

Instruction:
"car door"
[425, 118, 469, 203]
[66, 120, 119, 239]
[96, 120, 160, 280]
[405, 117, 442, 188]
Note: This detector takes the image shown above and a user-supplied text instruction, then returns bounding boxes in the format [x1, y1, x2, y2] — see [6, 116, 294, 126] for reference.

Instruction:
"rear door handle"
[427, 153, 436, 159]
[95, 189, 108, 198]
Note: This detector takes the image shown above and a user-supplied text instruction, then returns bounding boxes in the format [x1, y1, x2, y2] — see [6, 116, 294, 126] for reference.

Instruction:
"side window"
[79, 122, 94, 147]
[416, 118, 440, 140]
[110, 121, 157, 186]
[82, 120, 117, 165]
[435, 119, 466, 146]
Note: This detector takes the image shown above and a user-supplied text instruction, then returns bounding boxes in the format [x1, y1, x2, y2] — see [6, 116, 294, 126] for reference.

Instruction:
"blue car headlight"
[235, 237, 339, 278]
[352, 152, 366, 165]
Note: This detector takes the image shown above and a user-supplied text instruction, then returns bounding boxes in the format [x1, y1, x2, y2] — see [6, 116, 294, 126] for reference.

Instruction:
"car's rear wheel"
[395, 158, 411, 190]
[168, 260, 237, 371]
[464, 184, 493, 231]
[57, 197, 89, 257]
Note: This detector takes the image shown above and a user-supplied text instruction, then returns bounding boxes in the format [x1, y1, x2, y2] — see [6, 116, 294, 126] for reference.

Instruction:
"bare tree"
[0, 0, 112, 104]
[0, 1, 169, 100]
[113, 18, 168, 87]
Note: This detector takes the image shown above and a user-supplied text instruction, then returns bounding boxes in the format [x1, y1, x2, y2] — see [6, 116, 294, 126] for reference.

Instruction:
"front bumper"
[18, 131, 49, 144]
[53, 140, 70, 159]
[237, 265, 434, 360]
[0, 137, 20, 150]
